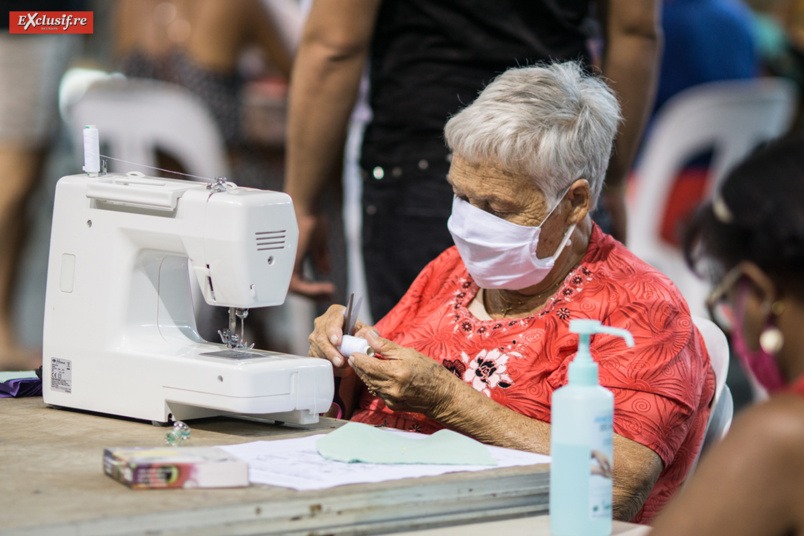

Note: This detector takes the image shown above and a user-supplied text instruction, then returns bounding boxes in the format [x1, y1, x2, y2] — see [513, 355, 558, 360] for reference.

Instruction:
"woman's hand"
[348, 330, 458, 416]
[308, 304, 370, 373]
[289, 212, 336, 300]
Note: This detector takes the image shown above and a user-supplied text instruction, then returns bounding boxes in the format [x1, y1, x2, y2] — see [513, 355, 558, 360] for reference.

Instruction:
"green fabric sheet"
[316, 422, 497, 466]
[0, 371, 37, 382]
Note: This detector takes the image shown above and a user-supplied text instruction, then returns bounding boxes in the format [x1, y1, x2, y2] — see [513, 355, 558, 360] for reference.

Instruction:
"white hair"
[444, 61, 622, 207]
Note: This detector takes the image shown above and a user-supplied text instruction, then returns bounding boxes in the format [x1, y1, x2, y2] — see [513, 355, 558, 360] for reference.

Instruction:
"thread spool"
[83, 125, 100, 174]
[339, 335, 374, 358]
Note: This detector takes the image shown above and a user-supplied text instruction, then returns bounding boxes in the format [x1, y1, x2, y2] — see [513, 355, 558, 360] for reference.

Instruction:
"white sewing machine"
[41, 172, 333, 425]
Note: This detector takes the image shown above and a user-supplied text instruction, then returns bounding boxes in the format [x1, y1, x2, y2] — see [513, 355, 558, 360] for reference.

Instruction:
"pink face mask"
[447, 196, 575, 290]
[731, 282, 786, 393]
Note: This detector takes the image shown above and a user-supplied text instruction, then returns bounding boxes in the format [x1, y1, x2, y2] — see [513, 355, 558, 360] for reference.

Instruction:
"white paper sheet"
[219, 431, 550, 491]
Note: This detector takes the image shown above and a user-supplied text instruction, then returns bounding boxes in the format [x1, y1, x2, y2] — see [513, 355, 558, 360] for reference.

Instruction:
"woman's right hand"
[308, 304, 370, 373]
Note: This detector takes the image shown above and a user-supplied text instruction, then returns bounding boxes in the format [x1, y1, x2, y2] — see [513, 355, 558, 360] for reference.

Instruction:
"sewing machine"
[41, 172, 334, 425]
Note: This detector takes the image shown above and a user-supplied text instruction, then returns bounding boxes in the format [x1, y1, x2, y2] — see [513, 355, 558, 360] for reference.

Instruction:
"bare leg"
[0, 145, 44, 370]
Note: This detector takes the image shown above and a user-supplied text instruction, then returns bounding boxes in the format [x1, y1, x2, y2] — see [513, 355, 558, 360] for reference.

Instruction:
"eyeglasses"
[705, 264, 744, 334]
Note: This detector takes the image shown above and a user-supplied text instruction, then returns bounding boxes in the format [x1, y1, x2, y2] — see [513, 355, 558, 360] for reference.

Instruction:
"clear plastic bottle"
[550, 319, 634, 536]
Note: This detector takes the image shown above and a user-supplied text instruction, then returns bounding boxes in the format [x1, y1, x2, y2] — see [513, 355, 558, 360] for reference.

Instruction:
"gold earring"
[759, 326, 784, 355]
[759, 300, 785, 355]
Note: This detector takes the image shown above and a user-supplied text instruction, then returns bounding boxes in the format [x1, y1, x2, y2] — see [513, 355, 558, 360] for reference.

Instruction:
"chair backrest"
[64, 77, 229, 180]
[687, 316, 734, 478]
[62, 76, 231, 333]
[693, 316, 730, 410]
[628, 78, 797, 317]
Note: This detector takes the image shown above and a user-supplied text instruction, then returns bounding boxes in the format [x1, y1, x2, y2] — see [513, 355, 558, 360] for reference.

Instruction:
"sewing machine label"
[50, 358, 72, 393]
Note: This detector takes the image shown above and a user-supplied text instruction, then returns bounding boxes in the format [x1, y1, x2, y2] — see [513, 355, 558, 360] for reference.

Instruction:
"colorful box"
[103, 446, 249, 489]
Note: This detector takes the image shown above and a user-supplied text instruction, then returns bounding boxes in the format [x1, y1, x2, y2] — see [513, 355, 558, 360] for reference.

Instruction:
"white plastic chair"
[687, 316, 734, 478]
[628, 78, 797, 318]
[64, 76, 229, 179]
[63, 76, 234, 343]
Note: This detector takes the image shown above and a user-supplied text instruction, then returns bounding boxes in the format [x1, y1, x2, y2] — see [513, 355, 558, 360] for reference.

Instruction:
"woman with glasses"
[650, 135, 804, 535]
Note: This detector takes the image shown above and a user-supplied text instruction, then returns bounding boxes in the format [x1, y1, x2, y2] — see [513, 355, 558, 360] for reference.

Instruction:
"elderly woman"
[309, 62, 714, 523]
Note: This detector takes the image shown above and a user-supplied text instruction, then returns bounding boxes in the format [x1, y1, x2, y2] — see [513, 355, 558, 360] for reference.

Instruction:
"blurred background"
[4, 0, 804, 416]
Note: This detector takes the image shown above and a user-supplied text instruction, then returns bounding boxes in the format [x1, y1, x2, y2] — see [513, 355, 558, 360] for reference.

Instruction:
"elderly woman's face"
[447, 155, 553, 227]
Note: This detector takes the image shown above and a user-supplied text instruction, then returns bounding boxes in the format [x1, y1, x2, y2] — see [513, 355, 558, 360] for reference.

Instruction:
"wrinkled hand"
[591, 449, 613, 479]
[289, 211, 336, 300]
[347, 330, 457, 416]
[308, 304, 370, 373]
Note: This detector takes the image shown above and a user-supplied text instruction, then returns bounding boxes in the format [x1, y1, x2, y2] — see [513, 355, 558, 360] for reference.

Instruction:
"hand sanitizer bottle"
[550, 319, 634, 536]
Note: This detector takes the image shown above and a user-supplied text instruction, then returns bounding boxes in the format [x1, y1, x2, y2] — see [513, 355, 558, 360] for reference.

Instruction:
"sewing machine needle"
[350, 296, 363, 335]
[343, 293, 354, 335]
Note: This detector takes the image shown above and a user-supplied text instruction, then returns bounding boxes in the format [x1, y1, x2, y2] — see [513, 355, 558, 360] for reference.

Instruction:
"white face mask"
[447, 195, 576, 290]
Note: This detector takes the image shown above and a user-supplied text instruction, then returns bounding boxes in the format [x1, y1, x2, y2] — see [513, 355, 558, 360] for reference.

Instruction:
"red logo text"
[9, 11, 94, 34]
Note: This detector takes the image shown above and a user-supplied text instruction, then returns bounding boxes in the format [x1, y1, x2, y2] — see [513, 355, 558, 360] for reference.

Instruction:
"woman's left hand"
[349, 329, 458, 416]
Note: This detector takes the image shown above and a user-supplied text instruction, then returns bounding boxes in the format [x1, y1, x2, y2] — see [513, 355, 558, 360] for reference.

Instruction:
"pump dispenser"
[550, 320, 634, 536]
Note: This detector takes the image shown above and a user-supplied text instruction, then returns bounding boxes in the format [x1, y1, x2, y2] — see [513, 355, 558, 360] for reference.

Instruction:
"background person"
[649, 135, 804, 536]
[114, 0, 295, 190]
[0, 0, 82, 370]
[285, 0, 661, 321]
[113, 0, 340, 350]
[649, 0, 760, 246]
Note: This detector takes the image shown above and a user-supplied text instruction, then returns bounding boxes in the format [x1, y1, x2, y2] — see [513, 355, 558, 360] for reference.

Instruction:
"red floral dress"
[350, 224, 715, 523]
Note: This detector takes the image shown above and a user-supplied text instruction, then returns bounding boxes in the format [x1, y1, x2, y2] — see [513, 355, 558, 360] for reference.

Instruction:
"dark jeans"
[361, 171, 455, 322]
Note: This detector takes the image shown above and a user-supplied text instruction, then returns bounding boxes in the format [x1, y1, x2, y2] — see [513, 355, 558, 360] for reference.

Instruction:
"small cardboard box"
[103, 446, 249, 489]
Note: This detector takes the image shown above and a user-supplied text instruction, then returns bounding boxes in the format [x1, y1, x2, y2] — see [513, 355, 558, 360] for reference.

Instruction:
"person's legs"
[0, 145, 44, 370]
[0, 34, 76, 370]
[361, 172, 454, 322]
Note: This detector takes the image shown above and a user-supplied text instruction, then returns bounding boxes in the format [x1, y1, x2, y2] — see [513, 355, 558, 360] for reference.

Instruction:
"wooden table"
[396, 516, 651, 535]
[1, 397, 552, 535]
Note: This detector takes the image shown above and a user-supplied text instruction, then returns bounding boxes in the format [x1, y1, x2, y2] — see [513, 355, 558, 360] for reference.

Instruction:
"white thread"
[97, 154, 216, 182]
[339, 335, 374, 358]
[83, 125, 100, 174]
